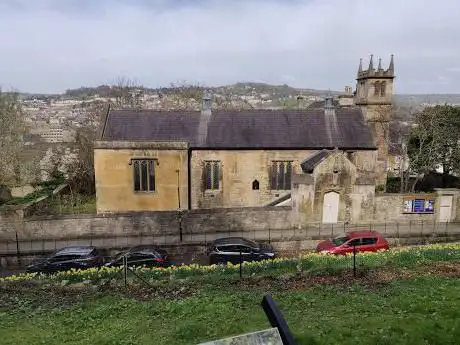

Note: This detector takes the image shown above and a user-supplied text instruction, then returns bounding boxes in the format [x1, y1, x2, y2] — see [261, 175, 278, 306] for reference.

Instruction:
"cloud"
[437, 76, 450, 84]
[0, 0, 459, 94]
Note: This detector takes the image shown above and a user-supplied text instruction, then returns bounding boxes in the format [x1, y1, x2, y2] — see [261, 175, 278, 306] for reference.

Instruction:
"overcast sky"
[1, 0, 459, 94]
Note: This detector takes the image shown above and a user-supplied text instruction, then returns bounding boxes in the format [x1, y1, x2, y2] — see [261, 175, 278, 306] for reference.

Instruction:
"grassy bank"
[1, 273, 460, 344]
[2, 245, 460, 344]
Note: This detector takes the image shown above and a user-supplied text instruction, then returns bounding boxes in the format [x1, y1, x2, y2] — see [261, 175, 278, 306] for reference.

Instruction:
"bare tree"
[388, 109, 415, 193]
[405, 105, 460, 191]
[372, 104, 428, 193]
[160, 81, 205, 110]
[158, 81, 251, 110]
[67, 101, 106, 196]
[0, 89, 25, 186]
[68, 77, 146, 196]
[113, 76, 144, 110]
[168, 81, 204, 100]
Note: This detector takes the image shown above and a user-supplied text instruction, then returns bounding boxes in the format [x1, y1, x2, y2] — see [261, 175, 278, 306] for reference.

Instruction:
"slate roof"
[307, 99, 340, 108]
[101, 108, 376, 149]
[300, 150, 332, 173]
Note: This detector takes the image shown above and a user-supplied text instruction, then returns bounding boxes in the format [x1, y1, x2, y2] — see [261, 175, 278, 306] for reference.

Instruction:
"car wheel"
[209, 256, 216, 265]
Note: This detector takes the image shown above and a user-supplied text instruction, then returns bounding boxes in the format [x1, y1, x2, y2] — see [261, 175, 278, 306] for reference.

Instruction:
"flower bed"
[2, 244, 460, 284]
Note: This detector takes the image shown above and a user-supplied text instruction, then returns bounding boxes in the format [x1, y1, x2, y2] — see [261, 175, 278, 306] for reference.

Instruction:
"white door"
[439, 195, 453, 222]
[322, 192, 340, 224]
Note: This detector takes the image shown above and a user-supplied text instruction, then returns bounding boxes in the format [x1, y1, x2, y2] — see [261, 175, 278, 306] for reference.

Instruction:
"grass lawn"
[1, 273, 460, 345]
[53, 194, 96, 214]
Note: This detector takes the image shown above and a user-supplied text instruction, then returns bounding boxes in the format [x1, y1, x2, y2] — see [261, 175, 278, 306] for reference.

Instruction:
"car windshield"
[214, 238, 260, 249]
[50, 255, 83, 262]
[332, 236, 350, 246]
[55, 247, 94, 256]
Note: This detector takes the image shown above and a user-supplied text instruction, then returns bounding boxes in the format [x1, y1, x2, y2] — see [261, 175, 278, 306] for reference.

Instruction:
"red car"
[316, 230, 389, 255]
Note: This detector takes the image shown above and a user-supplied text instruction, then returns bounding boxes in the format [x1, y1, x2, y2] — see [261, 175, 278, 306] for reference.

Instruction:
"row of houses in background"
[25, 123, 75, 143]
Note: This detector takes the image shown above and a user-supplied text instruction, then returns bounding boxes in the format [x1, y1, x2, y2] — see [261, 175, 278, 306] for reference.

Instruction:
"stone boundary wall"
[1, 217, 460, 269]
[0, 207, 293, 241]
[1, 228, 459, 269]
[1, 202, 460, 269]
[1, 205, 454, 243]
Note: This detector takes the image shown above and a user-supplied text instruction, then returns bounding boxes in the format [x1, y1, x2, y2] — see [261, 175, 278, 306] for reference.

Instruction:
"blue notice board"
[403, 197, 435, 213]
[413, 199, 425, 213]
[424, 199, 434, 212]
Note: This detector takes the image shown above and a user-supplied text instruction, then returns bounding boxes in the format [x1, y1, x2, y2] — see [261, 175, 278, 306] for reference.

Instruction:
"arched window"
[204, 161, 221, 191]
[252, 179, 260, 190]
[132, 159, 156, 192]
[374, 81, 380, 96]
[380, 81, 386, 96]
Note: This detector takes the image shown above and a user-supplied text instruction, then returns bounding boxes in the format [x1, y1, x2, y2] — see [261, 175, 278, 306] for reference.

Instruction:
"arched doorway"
[322, 191, 340, 224]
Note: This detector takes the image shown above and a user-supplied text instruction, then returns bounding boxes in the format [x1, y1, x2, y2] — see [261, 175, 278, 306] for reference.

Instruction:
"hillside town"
[13, 84, 325, 187]
[22, 82, 326, 143]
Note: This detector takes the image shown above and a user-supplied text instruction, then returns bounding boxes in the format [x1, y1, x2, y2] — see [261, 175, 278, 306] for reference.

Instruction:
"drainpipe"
[187, 148, 192, 210]
[176, 169, 181, 209]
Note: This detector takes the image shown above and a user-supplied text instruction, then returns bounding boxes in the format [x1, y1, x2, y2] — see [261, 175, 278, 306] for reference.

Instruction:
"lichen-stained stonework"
[354, 54, 395, 188]
[94, 141, 189, 213]
[191, 150, 314, 209]
[292, 150, 377, 224]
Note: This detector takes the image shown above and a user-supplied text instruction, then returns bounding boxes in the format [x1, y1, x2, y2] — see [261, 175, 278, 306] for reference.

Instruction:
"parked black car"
[105, 245, 170, 268]
[26, 246, 105, 274]
[208, 237, 276, 265]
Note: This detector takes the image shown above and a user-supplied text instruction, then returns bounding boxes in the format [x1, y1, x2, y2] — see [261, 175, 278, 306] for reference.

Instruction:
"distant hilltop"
[19, 82, 460, 108]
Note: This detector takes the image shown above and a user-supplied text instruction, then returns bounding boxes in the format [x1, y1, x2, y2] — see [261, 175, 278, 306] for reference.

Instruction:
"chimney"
[202, 90, 212, 116]
[324, 94, 334, 109]
[296, 95, 305, 109]
[324, 93, 338, 147]
[324, 92, 336, 116]
[197, 90, 212, 145]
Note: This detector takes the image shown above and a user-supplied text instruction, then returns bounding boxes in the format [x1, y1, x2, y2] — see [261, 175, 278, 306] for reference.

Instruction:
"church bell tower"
[354, 54, 395, 188]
